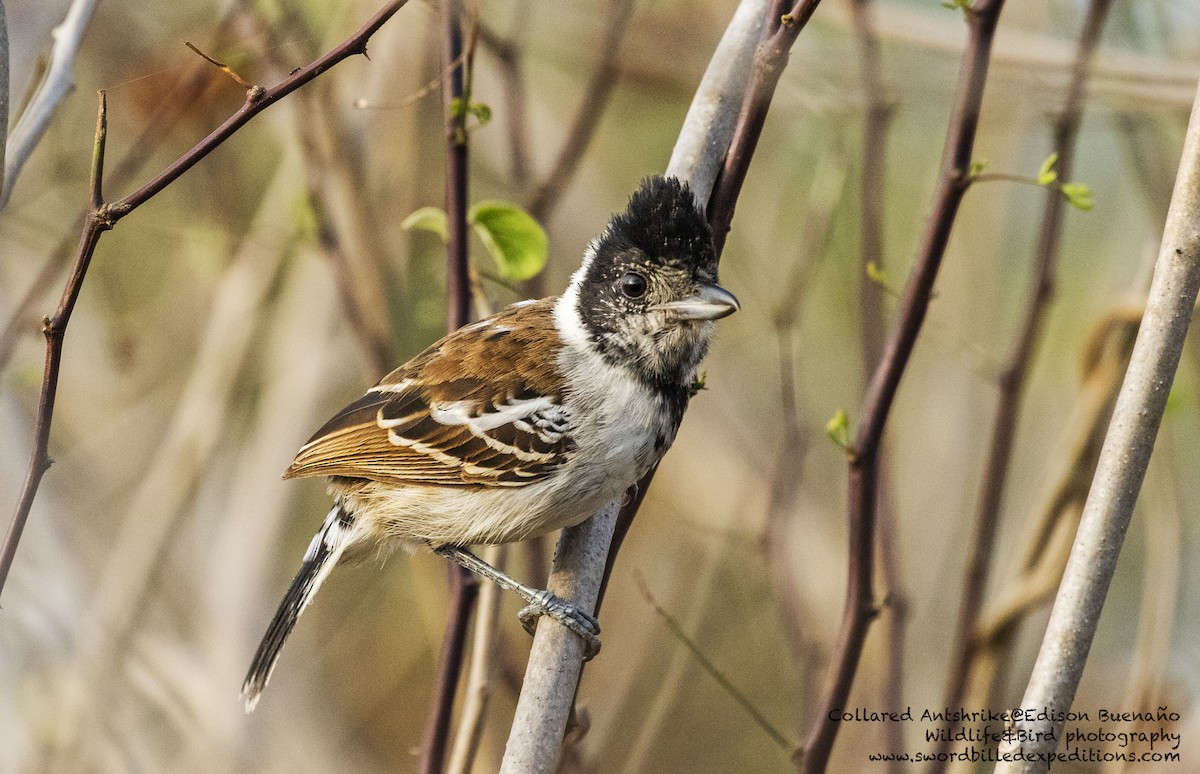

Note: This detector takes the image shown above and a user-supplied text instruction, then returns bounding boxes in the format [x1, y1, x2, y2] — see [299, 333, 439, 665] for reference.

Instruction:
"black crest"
[600, 177, 716, 274]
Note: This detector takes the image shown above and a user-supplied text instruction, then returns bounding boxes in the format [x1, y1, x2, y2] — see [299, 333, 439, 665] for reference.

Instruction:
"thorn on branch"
[184, 41, 256, 91]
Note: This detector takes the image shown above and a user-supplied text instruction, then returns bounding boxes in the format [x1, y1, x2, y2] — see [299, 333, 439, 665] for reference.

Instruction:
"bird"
[241, 175, 739, 712]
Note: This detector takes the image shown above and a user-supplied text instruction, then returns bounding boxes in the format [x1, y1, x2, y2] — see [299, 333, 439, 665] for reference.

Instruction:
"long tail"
[241, 504, 355, 712]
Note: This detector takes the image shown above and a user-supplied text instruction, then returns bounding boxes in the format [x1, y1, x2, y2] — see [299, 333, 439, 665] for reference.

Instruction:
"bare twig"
[762, 147, 846, 741]
[996, 78, 1200, 773]
[419, 1, 478, 771]
[930, 2, 1114, 768]
[446, 545, 507, 774]
[636, 574, 796, 754]
[524, 0, 634, 222]
[970, 298, 1142, 711]
[1101, 446, 1181, 774]
[844, 2, 906, 766]
[0, 0, 411, 600]
[0, 8, 249, 372]
[799, 3, 1007, 772]
[1, 0, 99, 209]
[707, 0, 824, 255]
[666, 0, 769, 209]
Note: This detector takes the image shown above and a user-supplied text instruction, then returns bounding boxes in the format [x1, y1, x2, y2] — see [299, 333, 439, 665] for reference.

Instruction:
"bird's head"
[562, 176, 739, 392]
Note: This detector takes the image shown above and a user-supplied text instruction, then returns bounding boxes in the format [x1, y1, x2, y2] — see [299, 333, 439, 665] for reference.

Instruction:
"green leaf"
[1060, 183, 1094, 211]
[968, 159, 988, 179]
[941, 0, 972, 10]
[866, 260, 889, 287]
[449, 97, 492, 127]
[826, 409, 852, 452]
[468, 101, 492, 126]
[1037, 152, 1059, 186]
[401, 206, 449, 241]
[468, 200, 548, 280]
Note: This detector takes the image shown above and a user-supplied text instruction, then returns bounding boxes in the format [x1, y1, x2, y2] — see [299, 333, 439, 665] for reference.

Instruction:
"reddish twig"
[418, 2, 478, 772]
[0, 8, 255, 372]
[595, 0, 827, 709]
[798, 3, 1007, 772]
[0, 0, 410, 599]
[844, 1, 906, 768]
[928, 2, 1115, 768]
[707, 0, 824, 255]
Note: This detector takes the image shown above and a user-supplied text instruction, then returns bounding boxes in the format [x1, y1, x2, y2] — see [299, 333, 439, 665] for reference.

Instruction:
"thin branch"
[419, 1, 477, 771]
[929, 3, 1114, 769]
[666, 0, 768, 208]
[799, 3, 1007, 772]
[0, 91, 109, 598]
[0, 8, 246, 372]
[707, 0, 824, 255]
[183, 40, 255, 90]
[635, 574, 796, 754]
[1, 0, 98, 209]
[844, 2, 906, 767]
[524, 0, 634, 222]
[446, 544, 507, 774]
[996, 81, 1200, 766]
[0, 0, 411, 600]
[499, 501, 620, 774]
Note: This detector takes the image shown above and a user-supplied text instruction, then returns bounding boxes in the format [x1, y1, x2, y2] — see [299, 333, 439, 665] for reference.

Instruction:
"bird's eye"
[619, 272, 647, 299]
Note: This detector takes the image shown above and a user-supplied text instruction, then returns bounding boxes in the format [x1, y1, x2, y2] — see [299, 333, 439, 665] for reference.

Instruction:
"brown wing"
[285, 299, 574, 487]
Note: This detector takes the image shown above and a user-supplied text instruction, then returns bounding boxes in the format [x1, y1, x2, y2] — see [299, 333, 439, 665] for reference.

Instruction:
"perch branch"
[500, 1, 780, 769]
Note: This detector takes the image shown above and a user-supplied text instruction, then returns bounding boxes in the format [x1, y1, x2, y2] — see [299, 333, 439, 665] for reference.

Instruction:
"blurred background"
[2, 0, 1200, 771]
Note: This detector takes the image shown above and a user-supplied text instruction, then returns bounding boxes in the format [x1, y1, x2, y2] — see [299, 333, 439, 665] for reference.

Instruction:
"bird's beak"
[653, 281, 740, 321]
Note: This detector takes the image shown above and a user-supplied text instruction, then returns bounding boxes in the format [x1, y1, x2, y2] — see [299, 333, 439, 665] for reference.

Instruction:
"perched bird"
[241, 175, 739, 711]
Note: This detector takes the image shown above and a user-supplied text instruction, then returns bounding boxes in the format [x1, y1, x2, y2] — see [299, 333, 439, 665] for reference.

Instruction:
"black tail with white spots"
[241, 505, 354, 712]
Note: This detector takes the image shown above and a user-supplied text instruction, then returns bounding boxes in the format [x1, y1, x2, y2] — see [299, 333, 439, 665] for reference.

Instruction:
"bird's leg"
[433, 544, 601, 659]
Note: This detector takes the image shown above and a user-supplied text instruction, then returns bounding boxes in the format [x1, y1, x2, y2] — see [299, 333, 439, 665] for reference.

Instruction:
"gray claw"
[517, 590, 602, 660]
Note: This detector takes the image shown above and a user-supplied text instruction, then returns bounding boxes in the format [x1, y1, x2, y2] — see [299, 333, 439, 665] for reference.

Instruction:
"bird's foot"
[517, 589, 601, 660]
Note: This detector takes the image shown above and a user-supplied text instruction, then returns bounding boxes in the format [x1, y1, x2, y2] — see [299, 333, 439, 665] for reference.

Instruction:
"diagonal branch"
[995, 73, 1200, 774]
[708, 0, 824, 253]
[0, 0, 411, 600]
[929, 2, 1115, 768]
[798, 2, 1007, 771]
[500, 0, 810, 769]
[523, 0, 635, 222]
[1, 0, 98, 209]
